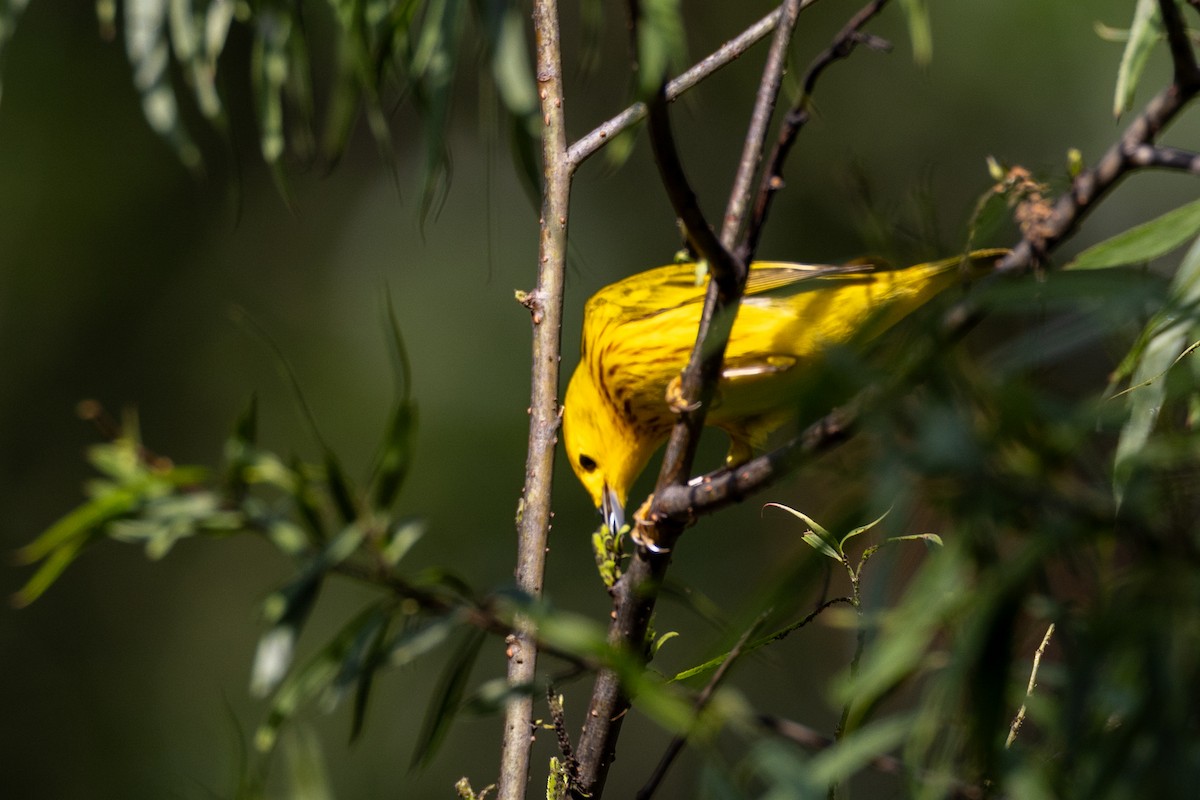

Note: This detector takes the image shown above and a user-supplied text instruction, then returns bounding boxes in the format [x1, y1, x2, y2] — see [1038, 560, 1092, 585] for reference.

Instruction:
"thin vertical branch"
[572, 2, 805, 797]
[498, 0, 572, 797]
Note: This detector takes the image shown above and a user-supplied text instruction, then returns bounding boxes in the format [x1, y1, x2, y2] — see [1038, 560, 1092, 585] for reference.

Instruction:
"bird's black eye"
[579, 454, 597, 473]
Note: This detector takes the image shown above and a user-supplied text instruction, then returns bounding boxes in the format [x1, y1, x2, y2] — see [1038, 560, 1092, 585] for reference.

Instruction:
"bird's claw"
[665, 375, 700, 414]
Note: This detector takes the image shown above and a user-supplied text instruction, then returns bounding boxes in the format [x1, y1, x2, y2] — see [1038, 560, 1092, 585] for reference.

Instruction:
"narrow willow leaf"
[763, 503, 842, 561]
[1069, 198, 1200, 270]
[411, 628, 486, 768]
[388, 616, 455, 666]
[323, 451, 358, 524]
[381, 517, 426, 566]
[12, 530, 99, 608]
[255, 601, 394, 751]
[1113, 234, 1200, 503]
[489, 2, 538, 124]
[807, 715, 913, 786]
[898, 0, 932, 65]
[839, 550, 966, 729]
[278, 726, 334, 800]
[885, 532, 943, 547]
[371, 294, 418, 510]
[412, 0, 466, 224]
[182, 0, 231, 121]
[636, 0, 684, 97]
[14, 482, 142, 566]
[252, 9, 290, 166]
[252, 573, 323, 697]
[125, 0, 201, 168]
[839, 508, 891, 549]
[1114, 0, 1162, 117]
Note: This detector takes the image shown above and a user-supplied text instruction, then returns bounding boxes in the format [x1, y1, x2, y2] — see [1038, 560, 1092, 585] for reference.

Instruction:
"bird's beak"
[601, 484, 625, 533]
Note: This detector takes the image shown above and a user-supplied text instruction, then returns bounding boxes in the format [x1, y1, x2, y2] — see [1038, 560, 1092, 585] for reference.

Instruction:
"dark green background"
[1, 2, 1191, 797]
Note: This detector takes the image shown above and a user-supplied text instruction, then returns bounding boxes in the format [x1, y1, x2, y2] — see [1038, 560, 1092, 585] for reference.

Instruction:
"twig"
[498, 0, 572, 796]
[651, 0, 1200, 521]
[742, 0, 894, 263]
[572, 3, 806, 796]
[636, 613, 769, 799]
[998, 0, 1200, 273]
[1006, 622, 1055, 749]
[567, 3, 826, 167]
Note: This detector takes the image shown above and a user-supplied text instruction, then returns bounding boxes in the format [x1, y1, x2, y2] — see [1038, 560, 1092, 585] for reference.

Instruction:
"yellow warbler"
[562, 249, 1006, 531]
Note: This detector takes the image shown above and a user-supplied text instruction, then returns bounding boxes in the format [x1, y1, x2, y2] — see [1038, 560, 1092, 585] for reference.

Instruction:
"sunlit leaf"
[807, 715, 913, 785]
[381, 517, 426, 567]
[635, 0, 684, 97]
[278, 726, 334, 800]
[839, 508, 891, 549]
[1114, 0, 1162, 118]
[252, 573, 323, 697]
[764, 503, 842, 561]
[255, 601, 398, 751]
[388, 616, 456, 666]
[411, 628, 485, 768]
[898, 0, 932, 65]
[125, 0, 201, 169]
[1068, 198, 1200, 270]
[251, 9, 290, 166]
[1112, 234, 1200, 503]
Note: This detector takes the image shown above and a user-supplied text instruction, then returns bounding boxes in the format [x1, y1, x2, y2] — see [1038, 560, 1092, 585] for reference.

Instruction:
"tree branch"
[498, 0, 572, 796]
[635, 614, 767, 800]
[572, 2, 805, 796]
[997, 0, 1200, 273]
[742, 0, 894, 264]
[568, 2, 826, 168]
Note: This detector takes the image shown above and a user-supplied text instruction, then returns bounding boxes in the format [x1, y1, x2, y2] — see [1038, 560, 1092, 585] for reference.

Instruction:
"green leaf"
[1069, 198, 1200, 270]
[885, 532, 943, 547]
[277, 726, 334, 800]
[1112, 234, 1200, 503]
[388, 616, 456, 666]
[125, 0, 202, 169]
[898, 0, 932, 65]
[763, 503, 842, 562]
[411, 0, 466, 225]
[411, 628, 485, 768]
[381, 517, 426, 567]
[371, 295, 418, 511]
[251, 573, 323, 697]
[255, 601, 397, 752]
[806, 715, 913, 786]
[1114, 0, 1162, 118]
[839, 508, 891, 549]
[635, 0, 685, 97]
[251, 9, 290, 166]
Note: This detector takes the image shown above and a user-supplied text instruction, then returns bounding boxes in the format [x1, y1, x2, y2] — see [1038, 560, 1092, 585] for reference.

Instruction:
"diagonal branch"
[998, 0, 1200, 273]
[568, 2, 826, 168]
[572, 2, 805, 797]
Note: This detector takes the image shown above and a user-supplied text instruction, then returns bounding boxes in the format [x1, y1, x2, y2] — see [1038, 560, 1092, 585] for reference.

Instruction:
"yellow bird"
[562, 249, 1006, 532]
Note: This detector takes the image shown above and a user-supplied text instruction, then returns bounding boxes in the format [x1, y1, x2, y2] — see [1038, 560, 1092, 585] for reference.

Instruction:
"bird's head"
[562, 365, 655, 533]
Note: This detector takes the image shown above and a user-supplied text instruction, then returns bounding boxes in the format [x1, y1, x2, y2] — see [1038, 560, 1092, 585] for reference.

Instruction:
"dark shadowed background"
[1, 2, 1191, 797]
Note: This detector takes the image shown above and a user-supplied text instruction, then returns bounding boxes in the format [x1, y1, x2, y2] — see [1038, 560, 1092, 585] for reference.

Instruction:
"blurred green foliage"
[4, 1, 1200, 799]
